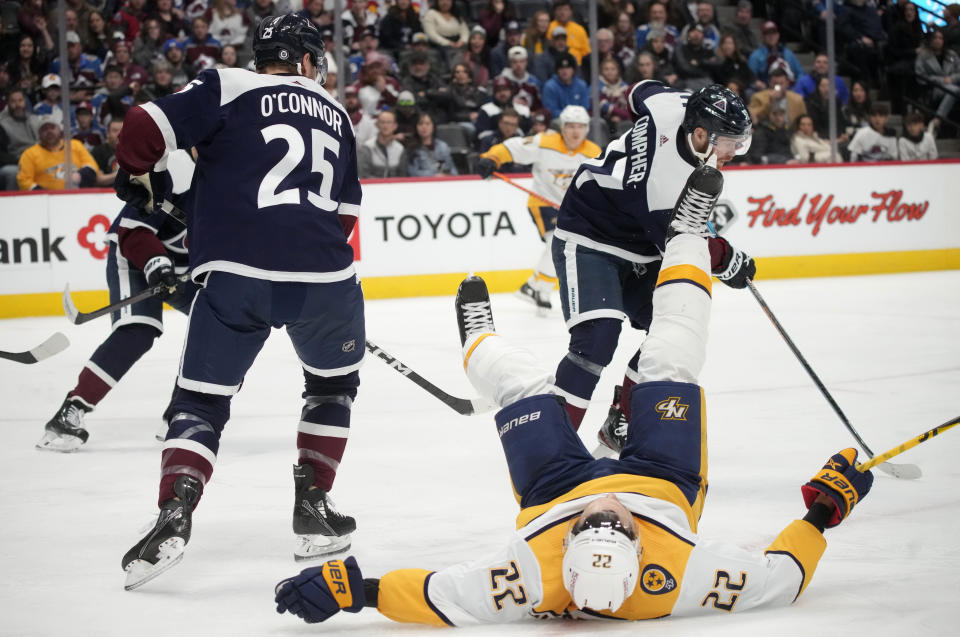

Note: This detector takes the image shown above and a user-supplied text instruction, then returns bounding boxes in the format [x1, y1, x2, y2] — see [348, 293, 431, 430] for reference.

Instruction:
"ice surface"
[1, 271, 958, 637]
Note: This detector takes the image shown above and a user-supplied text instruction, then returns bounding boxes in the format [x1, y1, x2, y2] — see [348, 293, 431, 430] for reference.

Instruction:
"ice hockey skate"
[122, 474, 201, 590]
[515, 281, 552, 316]
[293, 463, 354, 561]
[667, 165, 723, 240]
[36, 398, 90, 452]
[596, 385, 628, 456]
[456, 276, 496, 346]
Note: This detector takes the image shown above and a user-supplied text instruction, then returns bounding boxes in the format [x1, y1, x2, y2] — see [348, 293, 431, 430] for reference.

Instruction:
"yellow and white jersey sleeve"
[499, 131, 601, 209]
[377, 534, 543, 626]
[671, 519, 827, 616]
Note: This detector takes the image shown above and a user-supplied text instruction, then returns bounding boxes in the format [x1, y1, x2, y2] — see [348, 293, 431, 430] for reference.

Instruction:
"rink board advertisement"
[2, 161, 959, 318]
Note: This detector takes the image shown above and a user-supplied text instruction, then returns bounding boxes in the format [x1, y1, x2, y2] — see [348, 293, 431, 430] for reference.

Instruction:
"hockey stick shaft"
[364, 339, 494, 416]
[63, 273, 190, 325]
[856, 415, 960, 472]
[0, 332, 70, 364]
[493, 172, 561, 207]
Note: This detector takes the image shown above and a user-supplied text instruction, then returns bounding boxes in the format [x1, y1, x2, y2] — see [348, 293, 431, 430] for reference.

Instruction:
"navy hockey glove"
[275, 557, 365, 624]
[476, 157, 497, 179]
[143, 255, 178, 298]
[114, 168, 173, 214]
[710, 236, 756, 289]
[801, 448, 874, 529]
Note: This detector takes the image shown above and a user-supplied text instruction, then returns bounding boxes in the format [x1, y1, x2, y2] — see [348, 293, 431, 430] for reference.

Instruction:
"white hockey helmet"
[561, 509, 641, 612]
[558, 105, 590, 127]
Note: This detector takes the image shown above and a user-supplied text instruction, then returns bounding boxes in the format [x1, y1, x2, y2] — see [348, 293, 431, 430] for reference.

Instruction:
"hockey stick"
[744, 278, 922, 480]
[364, 339, 496, 416]
[62, 274, 191, 325]
[493, 172, 561, 207]
[0, 332, 70, 364]
[856, 415, 959, 473]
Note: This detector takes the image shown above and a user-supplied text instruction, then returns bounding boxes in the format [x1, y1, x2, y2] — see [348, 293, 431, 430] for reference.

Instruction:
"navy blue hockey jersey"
[555, 82, 700, 262]
[116, 68, 360, 283]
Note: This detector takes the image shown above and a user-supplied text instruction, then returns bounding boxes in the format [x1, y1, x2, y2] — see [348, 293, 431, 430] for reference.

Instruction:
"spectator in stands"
[0, 66, 10, 111]
[747, 21, 803, 85]
[8, 34, 46, 98]
[636, 2, 678, 52]
[358, 109, 407, 178]
[0, 88, 38, 168]
[749, 104, 794, 164]
[791, 113, 835, 162]
[499, 46, 542, 110]
[456, 25, 493, 87]
[406, 31, 447, 78]
[611, 10, 638, 69]
[401, 50, 450, 122]
[32, 74, 62, 119]
[943, 4, 960, 55]
[776, 0, 809, 45]
[598, 57, 630, 128]
[85, 11, 111, 60]
[792, 53, 850, 104]
[550, 0, 590, 64]
[50, 31, 103, 88]
[153, 0, 190, 40]
[679, 1, 720, 50]
[1, 125, 19, 190]
[356, 59, 401, 116]
[805, 75, 850, 142]
[162, 38, 193, 88]
[133, 18, 165, 69]
[542, 52, 589, 118]
[92, 65, 135, 127]
[725, 0, 759, 58]
[247, 0, 277, 32]
[529, 109, 550, 134]
[110, 40, 150, 91]
[478, 0, 517, 50]
[205, 0, 249, 47]
[599, 0, 635, 29]
[112, 0, 150, 42]
[476, 76, 531, 148]
[848, 103, 898, 161]
[749, 67, 806, 125]
[914, 29, 960, 136]
[491, 20, 524, 77]
[524, 10, 552, 57]
[342, 0, 376, 50]
[843, 79, 872, 133]
[898, 111, 938, 160]
[394, 91, 419, 142]
[448, 62, 488, 137]
[184, 16, 222, 65]
[352, 28, 394, 79]
[712, 32, 760, 93]
[72, 101, 104, 149]
[625, 50, 659, 84]
[423, 0, 469, 51]
[886, 2, 926, 115]
[91, 117, 122, 180]
[837, 0, 885, 85]
[403, 112, 458, 176]
[299, 0, 334, 30]
[642, 27, 672, 69]
[379, 0, 423, 56]
[532, 25, 571, 83]
[17, 115, 99, 190]
[674, 24, 717, 91]
[219, 44, 241, 68]
[343, 85, 377, 147]
[581, 27, 621, 85]
[477, 107, 525, 161]
[142, 59, 177, 99]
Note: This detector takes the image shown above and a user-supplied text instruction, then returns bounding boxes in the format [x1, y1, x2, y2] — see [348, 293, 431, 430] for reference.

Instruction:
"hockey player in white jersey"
[550, 82, 758, 452]
[476, 105, 601, 313]
[273, 166, 874, 627]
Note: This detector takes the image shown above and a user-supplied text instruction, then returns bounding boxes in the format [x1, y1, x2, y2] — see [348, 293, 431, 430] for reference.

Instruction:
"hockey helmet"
[561, 509, 642, 612]
[682, 84, 752, 155]
[558, 105, 590, 127]
[253, 14, 327, 83]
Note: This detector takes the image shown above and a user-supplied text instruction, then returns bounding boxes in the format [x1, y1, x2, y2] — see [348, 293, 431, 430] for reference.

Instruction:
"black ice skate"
[36, 397, 90, 453]
[456, 276, 496, 347]
[122, 475, 202, 591]
[516, 282, 552, 314]
[293, 463, 355, 561]
[667, 165, 723, 240]
[596, 385, 628, 455]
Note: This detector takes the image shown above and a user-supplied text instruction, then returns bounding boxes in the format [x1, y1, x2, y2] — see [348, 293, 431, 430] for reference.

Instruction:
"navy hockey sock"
[67, 324, 159, 408]
[298, 372, 359, 492]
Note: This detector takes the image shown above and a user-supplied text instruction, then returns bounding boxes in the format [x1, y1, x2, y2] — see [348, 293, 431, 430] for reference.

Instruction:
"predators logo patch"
[655, 397, 689, 421]
[640, 565, 676, 595]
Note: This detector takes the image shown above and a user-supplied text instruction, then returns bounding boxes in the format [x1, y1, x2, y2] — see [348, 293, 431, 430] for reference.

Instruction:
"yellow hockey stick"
[856, 415, 960, 473]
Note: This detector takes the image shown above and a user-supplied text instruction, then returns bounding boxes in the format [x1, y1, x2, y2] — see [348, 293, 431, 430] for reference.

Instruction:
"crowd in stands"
[1, 0, 957, 188]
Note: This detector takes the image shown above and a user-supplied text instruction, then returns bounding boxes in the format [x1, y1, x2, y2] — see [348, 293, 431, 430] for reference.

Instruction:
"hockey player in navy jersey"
[272, 168, 874, 627]
[37, 151, 199, 453]
[113, 14, 366, 590]
[550, 82, 758, 452]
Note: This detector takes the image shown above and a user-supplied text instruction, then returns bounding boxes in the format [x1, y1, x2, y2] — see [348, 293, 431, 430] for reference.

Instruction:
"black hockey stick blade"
[365, 339, 495, 416]
[63, 275, 190, 325]
[0, 332, 70, 364]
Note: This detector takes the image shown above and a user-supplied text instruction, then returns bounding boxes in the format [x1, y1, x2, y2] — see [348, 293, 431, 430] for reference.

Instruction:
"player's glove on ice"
[476, 157, 497, 179]
[801, 448, 874, 528]
[709, 236, 756, 289]
[275, 556, 365, 624]
[114, 168, 173, 214]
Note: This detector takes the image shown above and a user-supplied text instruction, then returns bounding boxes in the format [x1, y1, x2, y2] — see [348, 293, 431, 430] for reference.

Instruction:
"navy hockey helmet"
[682, 84, 752, 155]
[253, 14, 327, 82]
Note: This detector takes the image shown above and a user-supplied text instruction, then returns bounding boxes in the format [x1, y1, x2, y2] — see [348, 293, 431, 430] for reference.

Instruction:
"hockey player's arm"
[337, 135, 362, 239]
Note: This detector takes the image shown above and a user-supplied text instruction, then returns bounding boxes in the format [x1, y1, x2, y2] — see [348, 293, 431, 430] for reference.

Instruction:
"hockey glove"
[801, 448, 874, 529]
[143, 255, 178, 298]
[710, 236, 756, 289]
[114, 168, 173, 214]
[275, 556, 365, 624]
[476, 157, 497, 179]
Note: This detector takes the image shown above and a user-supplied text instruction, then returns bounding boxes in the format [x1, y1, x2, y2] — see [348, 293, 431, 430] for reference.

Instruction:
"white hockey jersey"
[373, 473, 826, 626]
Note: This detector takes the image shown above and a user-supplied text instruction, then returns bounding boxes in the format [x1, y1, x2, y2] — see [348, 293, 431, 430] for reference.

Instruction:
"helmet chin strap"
[686, 132, 718, 168]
